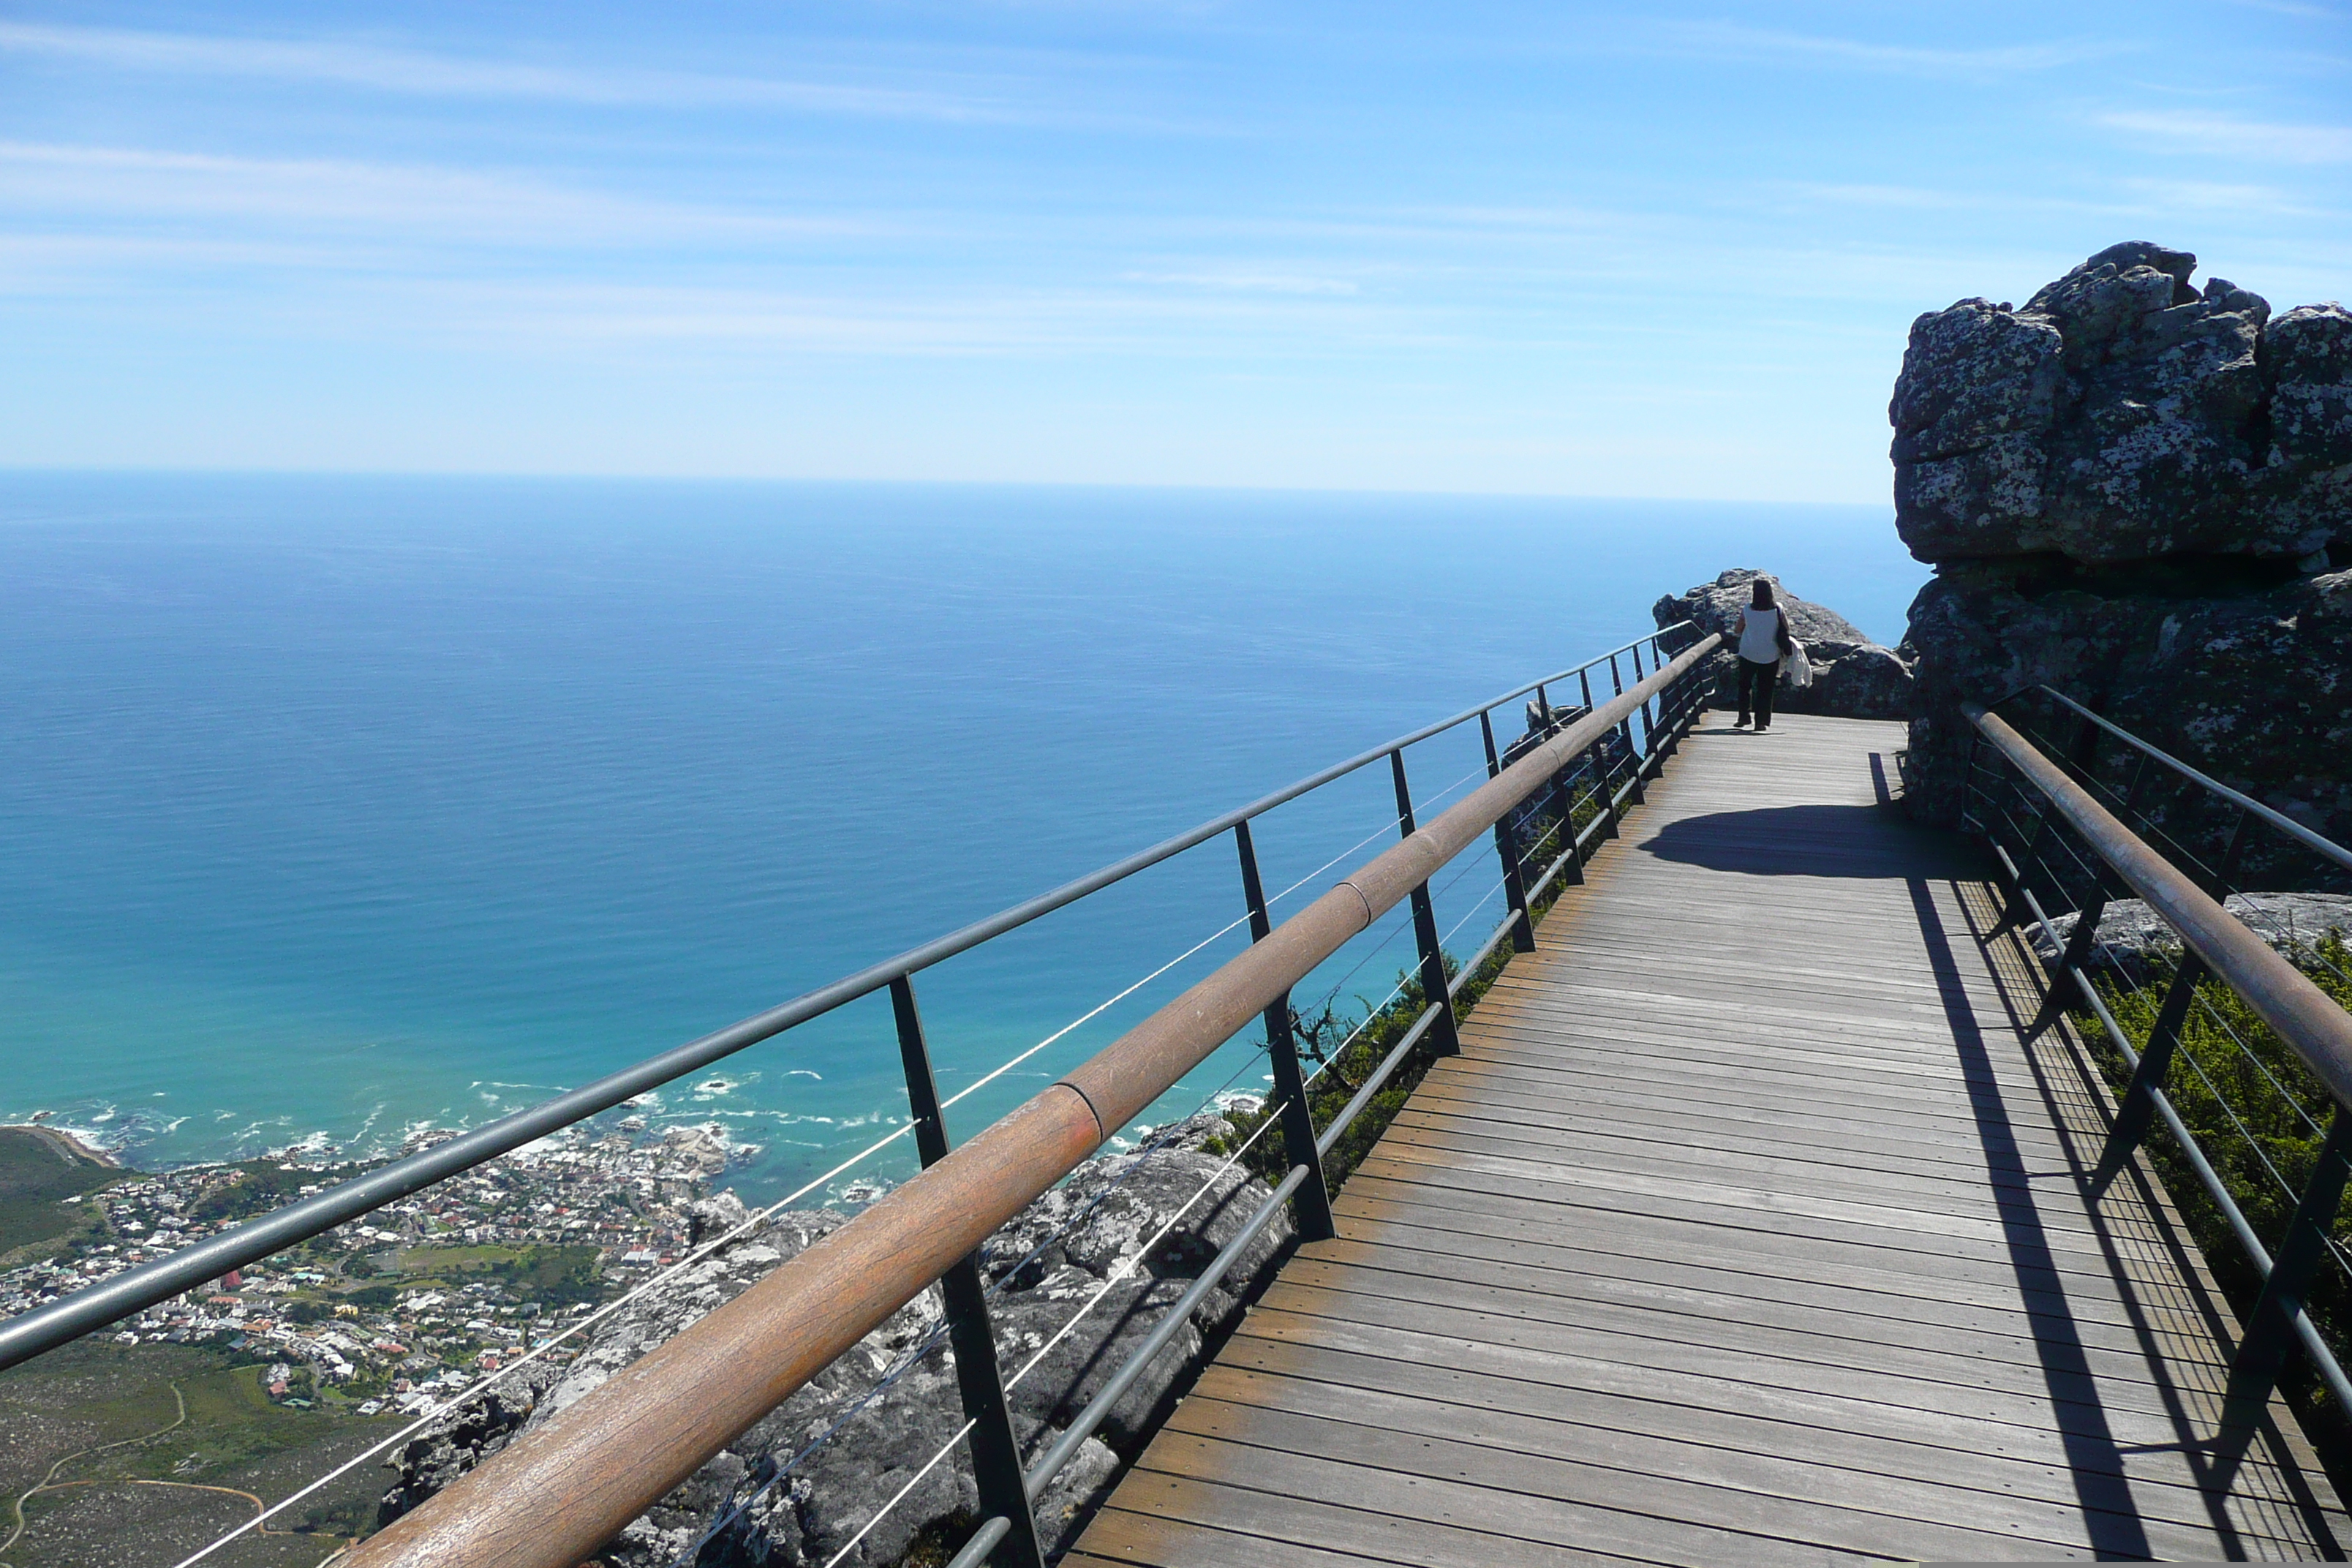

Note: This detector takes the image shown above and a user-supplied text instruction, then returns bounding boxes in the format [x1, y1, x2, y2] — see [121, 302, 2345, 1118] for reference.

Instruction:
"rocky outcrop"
[1892, 242, 2350, 568]
[1652, 569, 1913, 720]
[2028, 892, 2352, 984]
[380, 1112, 1287, 1565]
[1891, 244, 2352, 850]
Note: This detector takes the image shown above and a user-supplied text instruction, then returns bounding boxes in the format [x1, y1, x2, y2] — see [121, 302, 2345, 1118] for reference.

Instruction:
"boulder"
[379, 1112, 1289, 1566]
[1891, 242, 2346, 568]
[1893, 244, 2352, 853]
[1651, 569, 1914, 720]
[2028, 893, 2352, 984]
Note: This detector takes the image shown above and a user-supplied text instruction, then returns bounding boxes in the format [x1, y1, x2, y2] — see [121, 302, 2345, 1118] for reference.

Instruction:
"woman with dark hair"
[1734, 578, 1794, 731]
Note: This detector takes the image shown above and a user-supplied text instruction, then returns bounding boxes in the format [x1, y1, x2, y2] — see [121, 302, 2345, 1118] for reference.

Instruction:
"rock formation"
[1652, 569, 1913, 720]
[380, 1112, 1288, 1565]
[1891, 243, 2352, 851]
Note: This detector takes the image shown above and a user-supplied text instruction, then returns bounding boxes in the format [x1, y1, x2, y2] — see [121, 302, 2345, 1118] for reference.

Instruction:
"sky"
[1, 1, 2347, 501]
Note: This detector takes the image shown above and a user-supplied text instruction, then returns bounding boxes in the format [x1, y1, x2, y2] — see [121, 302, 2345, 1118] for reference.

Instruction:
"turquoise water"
[0, 473, 1926, 1200]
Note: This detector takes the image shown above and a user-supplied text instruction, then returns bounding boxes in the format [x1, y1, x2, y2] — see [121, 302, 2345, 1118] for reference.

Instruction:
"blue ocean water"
[0, 473, 1926, 1201]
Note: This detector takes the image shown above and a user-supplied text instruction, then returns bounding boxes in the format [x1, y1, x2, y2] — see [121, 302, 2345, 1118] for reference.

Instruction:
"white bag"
[1781, 641, 1814, 690]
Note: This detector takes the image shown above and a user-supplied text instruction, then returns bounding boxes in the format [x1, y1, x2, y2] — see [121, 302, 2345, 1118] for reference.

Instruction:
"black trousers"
[1736, 656, 1779, 723]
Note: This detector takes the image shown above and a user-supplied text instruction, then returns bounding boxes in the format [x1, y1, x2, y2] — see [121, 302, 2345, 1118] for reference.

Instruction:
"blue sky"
[2, 2, 2346, 500]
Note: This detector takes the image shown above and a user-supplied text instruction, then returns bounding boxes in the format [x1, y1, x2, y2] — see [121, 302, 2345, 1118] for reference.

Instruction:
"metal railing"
[338, 635, 1718, 1568]
[0, 625, 1716, 1568]
[1962, 688, 2352, 1437]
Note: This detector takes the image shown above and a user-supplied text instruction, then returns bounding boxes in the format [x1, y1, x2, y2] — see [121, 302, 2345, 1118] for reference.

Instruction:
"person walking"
[1733, 578, 1795, 731]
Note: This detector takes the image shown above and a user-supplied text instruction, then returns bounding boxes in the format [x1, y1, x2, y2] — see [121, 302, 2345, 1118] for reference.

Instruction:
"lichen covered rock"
[1891, 242, 2345, 568]
[1892, 244, 2352, 848]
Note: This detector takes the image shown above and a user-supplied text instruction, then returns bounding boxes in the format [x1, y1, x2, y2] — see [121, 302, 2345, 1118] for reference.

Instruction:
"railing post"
[1390, 750, 1463, 1055]
[2223, 1110, 2352, 1429]
[2027, 890, 2110, 1040]
[1480, 712, 1537, 952]
[890, 978, 1047, 1568]
[1629, 642, 1651, 766]
[1233, 822, 1337, 1242]
[1581, 669, 1623, 843]
[1609, 653, 1646, 806]
[2087, 950, 2208, 1196]
[1531, 679, 1588, 885]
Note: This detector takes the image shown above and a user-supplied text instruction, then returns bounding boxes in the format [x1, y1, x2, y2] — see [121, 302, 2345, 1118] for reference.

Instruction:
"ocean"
[0, 472, 1927, 1202]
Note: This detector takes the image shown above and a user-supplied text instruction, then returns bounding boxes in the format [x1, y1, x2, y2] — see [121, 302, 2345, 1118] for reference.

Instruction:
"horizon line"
[0, 464, 1896, 511]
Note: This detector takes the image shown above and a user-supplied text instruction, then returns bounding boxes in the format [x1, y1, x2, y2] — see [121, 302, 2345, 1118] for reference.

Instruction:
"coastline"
[1, 1121, 120, 1168]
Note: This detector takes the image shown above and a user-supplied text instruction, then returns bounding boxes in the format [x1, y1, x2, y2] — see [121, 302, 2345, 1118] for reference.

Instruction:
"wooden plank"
[1164, 1387, 2272, 1561]
[1126, 1431, 1907, 1565]
[1203, 1339, 2326, 1530]
[1287, 1239, 2231, 1368]
[1313, 1216, 2228, 1343]
[1087, 1473, 1645, 1567]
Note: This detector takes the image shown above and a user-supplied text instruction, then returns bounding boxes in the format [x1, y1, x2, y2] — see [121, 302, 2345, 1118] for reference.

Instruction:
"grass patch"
[391, 1242, 601, 1305]
[0, 1128, 127, 1261]
[0, 1340, 403, 1561]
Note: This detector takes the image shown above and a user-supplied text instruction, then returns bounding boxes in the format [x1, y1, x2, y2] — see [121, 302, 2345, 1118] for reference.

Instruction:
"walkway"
[1066, 712, 2350, 1564]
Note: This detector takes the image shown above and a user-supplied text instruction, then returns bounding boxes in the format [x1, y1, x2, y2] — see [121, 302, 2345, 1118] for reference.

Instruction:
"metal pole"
[2087, 951, 2208, 1196]
[1390, 750, 1463, 1055]
[1607, 654, 1645, 806]
[1480, 712, 1537, 951]
[1233, 822, 1336, 1241]
[2027, 892, 2111, 1039]
[1629, 642, 1651, 761]
[2224, 1112, 2352, 1429]
[1578, 669, 1622, 843]
[890, 978, 1047, 1568]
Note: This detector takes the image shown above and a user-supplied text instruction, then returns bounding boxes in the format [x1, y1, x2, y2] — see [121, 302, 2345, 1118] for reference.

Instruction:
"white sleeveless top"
[1738, 606, 1783, 663]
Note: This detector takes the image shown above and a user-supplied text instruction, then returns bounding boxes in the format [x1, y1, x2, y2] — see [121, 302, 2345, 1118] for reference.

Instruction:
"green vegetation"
[184, 1162, 320, 1226]
[0, 1130, 126, 1262]
[392, 1242, 600, 1305]
[2076, 932, 2352, 1444]
[0, 1338, 400, 1565]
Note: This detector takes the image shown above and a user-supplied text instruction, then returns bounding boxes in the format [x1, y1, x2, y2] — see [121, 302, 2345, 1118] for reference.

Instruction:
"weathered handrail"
[345, 635, 1722, 1568]
[0, 625, 1697, 1373]
[1964, 701, 2352, 1429]
[1970, 707, 2352, 1104]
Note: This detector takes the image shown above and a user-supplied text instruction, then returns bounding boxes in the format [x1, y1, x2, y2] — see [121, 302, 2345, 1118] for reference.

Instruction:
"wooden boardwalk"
[1067, 712, 2351, 1564]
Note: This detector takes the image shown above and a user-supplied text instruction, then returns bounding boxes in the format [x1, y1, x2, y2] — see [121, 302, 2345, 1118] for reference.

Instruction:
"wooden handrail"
[350, 634, 1720, 1568]
[1967, 704, 2352, 1109]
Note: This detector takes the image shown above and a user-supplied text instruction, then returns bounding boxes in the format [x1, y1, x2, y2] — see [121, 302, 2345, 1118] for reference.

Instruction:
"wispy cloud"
[2225, 0, 2345, 19]
[1651, 21, 2133, 78]
[0, 20, 1019, 122]
[0, 142, 864, 246]
[1124, 269, 1359, 295]
[2100, 108, 2352, 163]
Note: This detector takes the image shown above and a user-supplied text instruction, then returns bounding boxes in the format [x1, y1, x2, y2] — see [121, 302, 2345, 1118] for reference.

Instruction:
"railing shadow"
[1953, 874, 2349, 1556]
[1626, 785, 2168, 1555]
[1906, 876, 2160, 1560]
